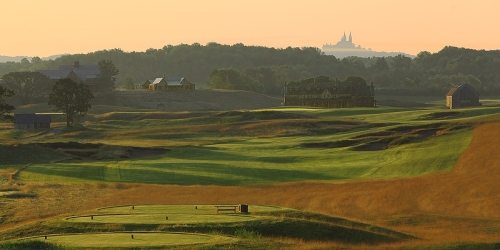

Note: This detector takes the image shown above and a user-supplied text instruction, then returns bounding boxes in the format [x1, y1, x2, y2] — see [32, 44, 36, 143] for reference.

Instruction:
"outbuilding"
[14, 114, 51, 130]
[446, 83, 481, 109]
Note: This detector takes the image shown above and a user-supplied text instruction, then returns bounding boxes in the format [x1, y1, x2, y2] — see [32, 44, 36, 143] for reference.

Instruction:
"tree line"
[1, 43, 500, 97]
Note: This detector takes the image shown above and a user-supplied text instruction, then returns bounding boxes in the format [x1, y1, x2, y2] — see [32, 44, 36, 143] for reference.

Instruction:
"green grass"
[3, 105, 500, 186]
[16, 127, 472, 185]
[67, 205, 286, 225]
[21, 233, 237, 248]
[1, 204, 412, 248]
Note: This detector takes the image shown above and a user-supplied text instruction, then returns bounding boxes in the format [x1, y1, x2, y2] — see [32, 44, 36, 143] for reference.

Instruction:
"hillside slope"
[99, 89, 282, 111]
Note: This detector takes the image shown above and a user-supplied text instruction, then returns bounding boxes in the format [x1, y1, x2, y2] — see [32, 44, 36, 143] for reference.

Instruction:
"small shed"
[14, 114, 51, 130]
[446, 83, 481, 109]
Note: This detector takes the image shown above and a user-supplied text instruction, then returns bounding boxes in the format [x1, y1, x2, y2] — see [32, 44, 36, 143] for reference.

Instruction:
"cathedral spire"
[349, 32, 352, 43]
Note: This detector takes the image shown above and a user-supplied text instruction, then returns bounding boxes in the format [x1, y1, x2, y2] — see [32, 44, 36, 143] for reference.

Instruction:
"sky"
[1, 0, 499, 57]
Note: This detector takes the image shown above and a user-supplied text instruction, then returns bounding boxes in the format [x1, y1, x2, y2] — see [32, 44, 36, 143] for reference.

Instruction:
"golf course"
[0, 91, 499, 249]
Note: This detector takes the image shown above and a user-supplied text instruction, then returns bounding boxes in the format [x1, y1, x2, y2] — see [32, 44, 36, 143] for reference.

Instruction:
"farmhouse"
[38, 61, 103, 92]
[284, 76, 375, 108]
[446, 83, 481, 109]
[148, 76, 195, 91]
[14, 113, 51, 130]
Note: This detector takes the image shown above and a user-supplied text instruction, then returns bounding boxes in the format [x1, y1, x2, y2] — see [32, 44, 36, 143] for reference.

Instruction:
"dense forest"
[1, 43, 500, 97]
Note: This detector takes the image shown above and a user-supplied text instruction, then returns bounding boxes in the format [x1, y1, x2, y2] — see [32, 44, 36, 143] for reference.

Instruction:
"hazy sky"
[1, 0, 499, 57]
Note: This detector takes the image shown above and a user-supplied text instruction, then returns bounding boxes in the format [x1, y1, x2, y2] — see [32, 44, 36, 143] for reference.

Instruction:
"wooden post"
[132, 206, 134, 209]
[195, 205, 197, 209]
[166, 216, 168, 220]
[91, 216, 93, 220]
[44, 235, 47, 240]
[131, 234, 134, 239]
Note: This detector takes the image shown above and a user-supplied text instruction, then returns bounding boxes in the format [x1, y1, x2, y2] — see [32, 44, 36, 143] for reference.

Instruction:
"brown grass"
[1, 123, 500, 248]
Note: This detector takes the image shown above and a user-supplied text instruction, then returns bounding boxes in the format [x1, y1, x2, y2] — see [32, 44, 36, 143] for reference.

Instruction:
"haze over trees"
[1, 44, 500, 97]
[48, 78, 94, 127]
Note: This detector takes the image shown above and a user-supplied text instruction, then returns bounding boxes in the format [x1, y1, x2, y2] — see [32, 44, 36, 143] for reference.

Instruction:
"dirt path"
[20, 127, 64, 141]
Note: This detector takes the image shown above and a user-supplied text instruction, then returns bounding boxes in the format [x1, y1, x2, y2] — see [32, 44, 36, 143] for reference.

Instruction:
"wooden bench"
[214, 205, 238, 213]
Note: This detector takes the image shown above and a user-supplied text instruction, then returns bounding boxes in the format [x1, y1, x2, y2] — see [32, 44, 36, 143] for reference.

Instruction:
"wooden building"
[14, 114, 51, 130]
[284, 76, 375, 108]
[446, 83, 481, 109]
[148, 76, 195, 91]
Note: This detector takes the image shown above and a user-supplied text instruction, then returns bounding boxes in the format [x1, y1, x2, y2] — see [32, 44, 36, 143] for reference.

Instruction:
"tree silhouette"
[48, 78, 94, 127]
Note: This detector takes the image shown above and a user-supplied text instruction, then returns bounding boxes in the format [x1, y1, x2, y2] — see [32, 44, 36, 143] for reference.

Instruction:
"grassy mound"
[20, 233, 236, 249]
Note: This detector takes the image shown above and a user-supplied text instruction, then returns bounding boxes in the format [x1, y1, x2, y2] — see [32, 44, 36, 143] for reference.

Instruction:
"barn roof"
[446, 83, 478, 96]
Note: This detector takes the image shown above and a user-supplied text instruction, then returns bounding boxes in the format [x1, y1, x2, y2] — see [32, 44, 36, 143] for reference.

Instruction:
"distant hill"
[0, 54, 67, 63]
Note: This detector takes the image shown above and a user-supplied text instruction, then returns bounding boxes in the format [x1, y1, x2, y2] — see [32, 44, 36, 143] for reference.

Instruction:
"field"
[0, 91, 499, 249]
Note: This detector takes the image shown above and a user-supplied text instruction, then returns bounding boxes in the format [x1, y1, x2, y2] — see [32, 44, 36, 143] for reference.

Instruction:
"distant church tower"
[349, 32, 352, 43]
[341, 32, 347, 42]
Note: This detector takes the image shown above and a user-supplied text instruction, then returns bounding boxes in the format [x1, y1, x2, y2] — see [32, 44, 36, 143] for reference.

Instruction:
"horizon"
[1, 0, 499, 58]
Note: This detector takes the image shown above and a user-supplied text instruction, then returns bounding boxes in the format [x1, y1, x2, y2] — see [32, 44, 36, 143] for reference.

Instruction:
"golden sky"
[1, 0, 499, 57]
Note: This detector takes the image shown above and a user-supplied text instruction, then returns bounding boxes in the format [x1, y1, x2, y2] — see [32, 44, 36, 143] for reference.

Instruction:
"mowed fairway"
[26, 233, 236, 248]
[16, 127, 473, 185]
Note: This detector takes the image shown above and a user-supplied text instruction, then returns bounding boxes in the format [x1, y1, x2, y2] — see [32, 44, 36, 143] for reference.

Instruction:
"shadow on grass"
[19, 161, 338, 185]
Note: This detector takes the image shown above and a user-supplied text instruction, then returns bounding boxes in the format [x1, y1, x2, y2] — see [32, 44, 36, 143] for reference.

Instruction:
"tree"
[96, 60, 119, 91]
[372, 57, 390, 73]
[48, 78, 94, 127]
[207, 68, 262, 92]
[0, 85, 15, 120]
[124, 76, 135, 90]
[31, 56, 43, 64]
[1, 71, 51, 105]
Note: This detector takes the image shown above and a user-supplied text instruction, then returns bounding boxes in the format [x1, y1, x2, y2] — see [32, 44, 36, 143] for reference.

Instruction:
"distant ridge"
[0, 54, 67, 63]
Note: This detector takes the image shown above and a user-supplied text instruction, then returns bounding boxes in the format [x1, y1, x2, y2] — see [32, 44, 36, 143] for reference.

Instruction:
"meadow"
[0, 94, 500, 249]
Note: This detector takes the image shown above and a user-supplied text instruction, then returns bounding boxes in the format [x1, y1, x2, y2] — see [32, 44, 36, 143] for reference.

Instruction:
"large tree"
[96, 60, 119, 91]
[0, 85, 15, 120]
[48, 78, 94, 127]
[1, 71, 51, 105]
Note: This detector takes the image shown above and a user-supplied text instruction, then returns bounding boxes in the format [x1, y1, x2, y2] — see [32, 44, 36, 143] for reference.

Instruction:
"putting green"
[67, 205, 290, 224]
[28, 232, 236, 248]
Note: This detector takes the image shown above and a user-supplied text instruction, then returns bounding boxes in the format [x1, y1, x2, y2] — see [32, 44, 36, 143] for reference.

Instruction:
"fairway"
[26, 232, 236, 248]
[16, 128, 473, 185]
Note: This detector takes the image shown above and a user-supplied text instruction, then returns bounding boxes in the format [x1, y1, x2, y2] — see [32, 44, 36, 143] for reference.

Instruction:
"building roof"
[14, 114, 51, 124]
[150, 77, 191, 86]
[165, 77, 186, 86]
[38, 62, 100, 83]
[151, 78, 165, 85]
[446, 83, 478, 96]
